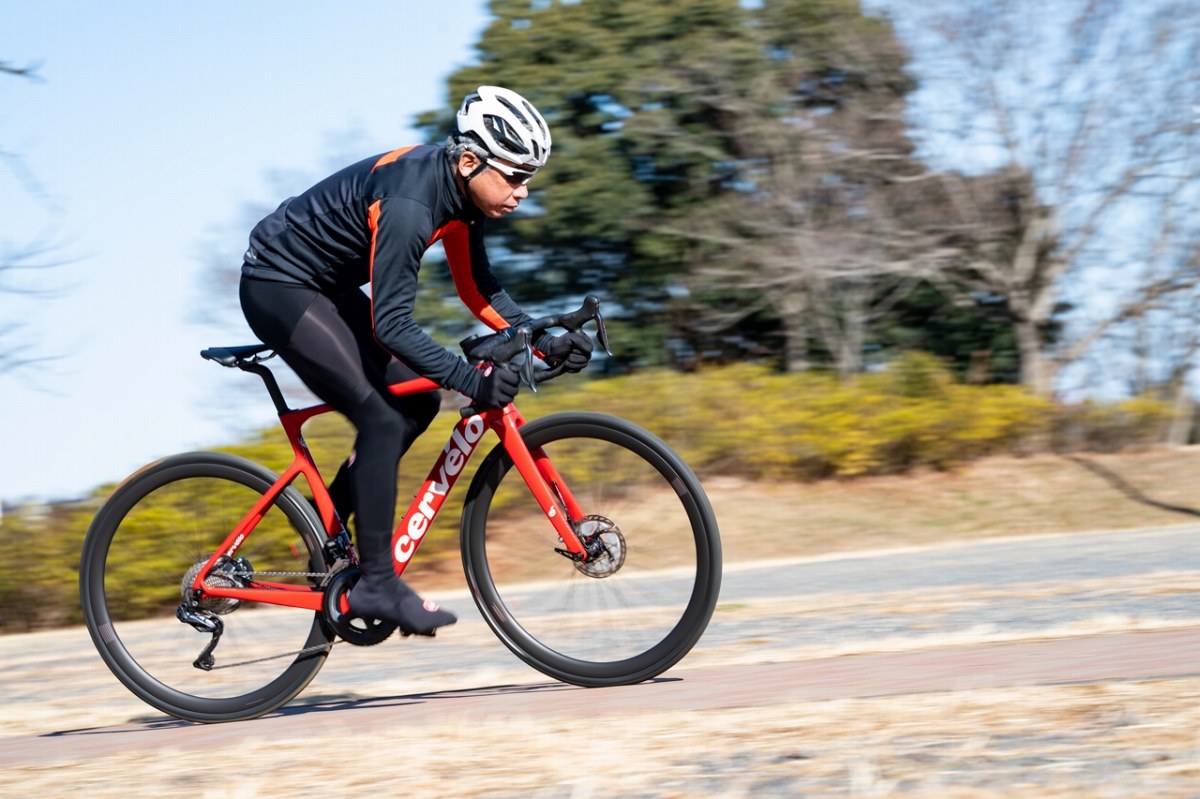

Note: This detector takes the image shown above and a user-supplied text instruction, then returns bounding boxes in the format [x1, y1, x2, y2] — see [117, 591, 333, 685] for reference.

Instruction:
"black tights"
[239, 277, 440, 562]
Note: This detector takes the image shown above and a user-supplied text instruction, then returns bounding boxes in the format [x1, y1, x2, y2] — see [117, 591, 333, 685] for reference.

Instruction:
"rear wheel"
[79, 452, 333, 723]
[461, 412, 721, 686]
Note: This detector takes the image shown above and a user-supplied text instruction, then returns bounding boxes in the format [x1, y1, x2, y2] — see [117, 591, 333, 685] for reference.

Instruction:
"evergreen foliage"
[417, 0, 964, 370]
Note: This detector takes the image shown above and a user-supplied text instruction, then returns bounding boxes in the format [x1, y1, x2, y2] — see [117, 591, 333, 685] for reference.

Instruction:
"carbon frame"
[189, 375, 588, 612]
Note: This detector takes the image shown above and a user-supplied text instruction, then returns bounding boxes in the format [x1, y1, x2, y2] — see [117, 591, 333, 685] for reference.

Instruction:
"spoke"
[468, 417, 718, 684]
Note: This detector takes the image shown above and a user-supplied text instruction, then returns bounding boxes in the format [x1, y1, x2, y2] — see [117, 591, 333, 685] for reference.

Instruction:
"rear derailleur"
[176, 600, 224, 671]
[175, 554, 253, 671]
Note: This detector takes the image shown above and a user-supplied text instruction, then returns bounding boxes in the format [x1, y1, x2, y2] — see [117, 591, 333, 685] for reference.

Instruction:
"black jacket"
[242, 144, 530, 394]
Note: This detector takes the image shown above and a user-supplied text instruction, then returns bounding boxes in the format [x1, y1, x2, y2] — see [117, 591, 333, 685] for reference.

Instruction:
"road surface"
[4, 524, 1200, 796]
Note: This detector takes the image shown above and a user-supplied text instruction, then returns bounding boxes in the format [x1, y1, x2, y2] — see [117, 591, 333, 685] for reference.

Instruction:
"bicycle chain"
[201, 569, 340, 669]
[229, 570, 329, 578]
[207, 640, 340, 670]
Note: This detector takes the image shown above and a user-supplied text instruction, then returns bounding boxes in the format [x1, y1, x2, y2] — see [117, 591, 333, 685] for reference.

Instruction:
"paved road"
[3, 628, 1199, 767]
[310, 523, 1200, 688]
[3, 523, 1199, 769]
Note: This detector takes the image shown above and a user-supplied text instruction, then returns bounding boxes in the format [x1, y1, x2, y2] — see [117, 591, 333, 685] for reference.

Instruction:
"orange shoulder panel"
[371, 145, 419, 172]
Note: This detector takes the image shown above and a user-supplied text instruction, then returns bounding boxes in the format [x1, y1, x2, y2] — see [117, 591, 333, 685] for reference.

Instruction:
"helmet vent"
[485, 116, 531, 155]
[496, 96, 534, 133]
[523, 100, 548, 138]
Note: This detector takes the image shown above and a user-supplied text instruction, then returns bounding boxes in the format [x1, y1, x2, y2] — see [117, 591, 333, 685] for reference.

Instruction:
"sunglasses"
[485, 158, 538, 186]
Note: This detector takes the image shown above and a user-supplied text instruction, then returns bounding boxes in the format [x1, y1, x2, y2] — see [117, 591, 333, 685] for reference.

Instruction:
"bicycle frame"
[188, 376, 590, 612]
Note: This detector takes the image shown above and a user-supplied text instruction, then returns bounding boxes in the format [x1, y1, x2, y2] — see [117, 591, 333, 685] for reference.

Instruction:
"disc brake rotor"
[573, 515, 626, 578]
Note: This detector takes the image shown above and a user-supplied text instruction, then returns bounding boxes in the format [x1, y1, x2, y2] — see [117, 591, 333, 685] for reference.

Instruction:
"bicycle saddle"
[200, 344, 275, 367]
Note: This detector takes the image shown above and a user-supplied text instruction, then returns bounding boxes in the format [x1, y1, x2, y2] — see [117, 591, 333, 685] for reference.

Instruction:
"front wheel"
[79, 452, 333, 723]
[461, 412, 722, 686]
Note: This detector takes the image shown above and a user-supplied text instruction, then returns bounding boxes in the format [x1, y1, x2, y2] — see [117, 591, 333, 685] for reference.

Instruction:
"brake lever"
[592, 307, 613, 357]
[567, 296, 612, 356]
[535, 294, 614, 358]
[521, 337, 537, 392]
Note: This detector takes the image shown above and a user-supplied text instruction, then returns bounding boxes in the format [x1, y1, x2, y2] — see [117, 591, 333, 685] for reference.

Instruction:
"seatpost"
[239, 363, 292, 414]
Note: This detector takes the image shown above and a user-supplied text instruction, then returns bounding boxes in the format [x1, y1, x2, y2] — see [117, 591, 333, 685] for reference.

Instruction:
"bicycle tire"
[79, 452, 333, 723]
[461, 412, 721, 686]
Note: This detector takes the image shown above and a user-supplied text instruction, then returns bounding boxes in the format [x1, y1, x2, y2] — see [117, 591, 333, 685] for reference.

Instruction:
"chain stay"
[189, 568, 336, 670]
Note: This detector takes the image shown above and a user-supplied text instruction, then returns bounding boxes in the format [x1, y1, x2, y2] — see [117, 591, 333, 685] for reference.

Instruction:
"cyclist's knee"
[350, 392, 410, 445]
[398, 390, 441, 436]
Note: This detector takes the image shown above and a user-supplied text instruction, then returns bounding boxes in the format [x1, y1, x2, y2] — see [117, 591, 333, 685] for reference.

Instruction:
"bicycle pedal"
[399, 629, 436, 638]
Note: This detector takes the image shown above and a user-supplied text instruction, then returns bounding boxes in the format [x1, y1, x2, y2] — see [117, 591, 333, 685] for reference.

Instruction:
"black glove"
[469, 362, 521, 409]
[539, 331, 594, 373]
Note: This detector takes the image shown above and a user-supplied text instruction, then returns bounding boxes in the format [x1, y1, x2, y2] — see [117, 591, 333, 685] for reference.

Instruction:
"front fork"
[494, 410, 590, 558]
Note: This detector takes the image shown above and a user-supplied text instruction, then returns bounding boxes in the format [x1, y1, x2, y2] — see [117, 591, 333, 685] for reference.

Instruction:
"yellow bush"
[505, 357, 1056, 480]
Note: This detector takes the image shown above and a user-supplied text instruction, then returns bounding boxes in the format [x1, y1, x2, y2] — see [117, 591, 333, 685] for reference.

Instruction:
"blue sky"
[1, 2, 491, 501]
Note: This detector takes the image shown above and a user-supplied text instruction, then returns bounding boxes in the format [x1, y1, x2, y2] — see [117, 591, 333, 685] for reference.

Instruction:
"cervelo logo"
[395, 414, 486, 563]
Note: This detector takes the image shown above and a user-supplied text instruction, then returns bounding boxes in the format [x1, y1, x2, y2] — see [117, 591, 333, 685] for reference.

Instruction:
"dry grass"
[703, 447, 1200, 564]
[9, 678, 1200, 797]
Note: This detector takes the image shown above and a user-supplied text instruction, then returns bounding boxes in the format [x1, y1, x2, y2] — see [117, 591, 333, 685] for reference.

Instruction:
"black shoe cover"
[347, 568, 457, 637]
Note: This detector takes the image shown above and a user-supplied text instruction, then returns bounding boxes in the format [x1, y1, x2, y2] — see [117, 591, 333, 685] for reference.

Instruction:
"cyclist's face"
[458, 153, 531, 219]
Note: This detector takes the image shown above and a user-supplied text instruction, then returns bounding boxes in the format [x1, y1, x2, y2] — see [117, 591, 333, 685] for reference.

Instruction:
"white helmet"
[456, 86, 552, 170]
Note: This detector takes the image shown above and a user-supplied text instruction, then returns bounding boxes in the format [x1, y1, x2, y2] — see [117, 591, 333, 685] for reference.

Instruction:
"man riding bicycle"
[239, 86, 593, 637]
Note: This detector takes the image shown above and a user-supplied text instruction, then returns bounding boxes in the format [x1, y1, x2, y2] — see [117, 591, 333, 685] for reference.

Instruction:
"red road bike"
[79, 297, 722, 723]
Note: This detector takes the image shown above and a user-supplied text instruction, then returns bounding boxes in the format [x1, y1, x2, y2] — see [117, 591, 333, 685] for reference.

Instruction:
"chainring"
[322, 567, 397, 646]
[573, 515, 627, 578]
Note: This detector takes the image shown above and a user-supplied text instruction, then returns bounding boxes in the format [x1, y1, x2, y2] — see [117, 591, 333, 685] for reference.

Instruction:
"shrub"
[514, 355, 1055, 479]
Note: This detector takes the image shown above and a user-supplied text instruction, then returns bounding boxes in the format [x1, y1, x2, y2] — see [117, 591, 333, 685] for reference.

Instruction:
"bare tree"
[678, 158, 956, 378]
[0, 241, 68, 372]
[652, 13, 966, 378]
[1, 58, 70, 375]
[886, 0, 1200, 395]
[1103, 257, 1200, 445]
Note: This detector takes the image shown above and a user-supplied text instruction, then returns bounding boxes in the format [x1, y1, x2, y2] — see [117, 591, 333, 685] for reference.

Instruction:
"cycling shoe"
[346, 564, 456, 637]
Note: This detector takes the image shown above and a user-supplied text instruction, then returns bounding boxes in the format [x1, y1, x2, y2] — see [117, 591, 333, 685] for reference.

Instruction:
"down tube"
[390, 411, 493, 577]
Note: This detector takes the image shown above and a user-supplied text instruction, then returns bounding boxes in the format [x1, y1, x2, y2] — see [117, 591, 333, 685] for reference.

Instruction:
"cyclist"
[238, 86, 593, 636]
